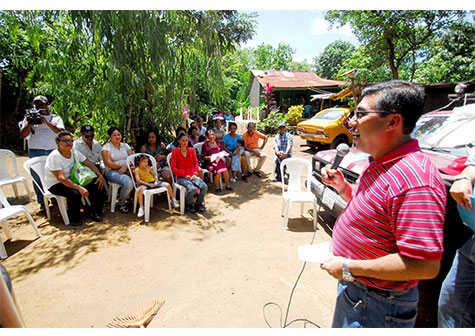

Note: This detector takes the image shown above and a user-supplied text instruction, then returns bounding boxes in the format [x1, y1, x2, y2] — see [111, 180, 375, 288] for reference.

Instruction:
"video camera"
[25, 108, 46, 125]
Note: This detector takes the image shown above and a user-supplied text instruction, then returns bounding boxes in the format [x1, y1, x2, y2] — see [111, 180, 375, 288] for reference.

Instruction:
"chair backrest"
[23, 156, 48, 195]
[193, 142, 204, 156]
[0, 149, 21, 180]
[166, 153, 178, 184]
[126, 153, 158, 189]
[280, 158, 312, 194]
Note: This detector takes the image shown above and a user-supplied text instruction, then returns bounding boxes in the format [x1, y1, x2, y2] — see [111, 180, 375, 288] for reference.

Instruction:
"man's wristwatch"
[453, 174, 470, 182]
[342, 258, 355, 282]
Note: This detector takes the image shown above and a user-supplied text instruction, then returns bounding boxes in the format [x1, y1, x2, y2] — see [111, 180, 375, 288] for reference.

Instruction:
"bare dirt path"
[1, 135, 338, 328]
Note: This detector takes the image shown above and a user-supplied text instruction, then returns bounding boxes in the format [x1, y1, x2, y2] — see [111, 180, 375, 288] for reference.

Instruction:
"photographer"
[20, 95, 65, 211]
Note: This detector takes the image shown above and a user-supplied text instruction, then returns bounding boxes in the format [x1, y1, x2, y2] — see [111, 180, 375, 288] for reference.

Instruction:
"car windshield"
[312, 109, 347, 120]
[413, 109, 475, 158]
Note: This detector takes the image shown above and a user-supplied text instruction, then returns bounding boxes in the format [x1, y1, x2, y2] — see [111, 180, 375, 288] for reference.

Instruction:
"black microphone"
[331, 143, 350, 170]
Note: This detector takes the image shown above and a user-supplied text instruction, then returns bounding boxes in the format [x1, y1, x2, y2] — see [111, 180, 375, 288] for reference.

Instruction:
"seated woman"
[44, 131, 106, 226]
[140, 130, 172, 185]
[170, 133, 207, 214]
[101, 126, 134, 213]
[222, 122, 248, 181]
[212, 119, 226, 141]
[188, 126, 200, 146]
[201, 129, 233, 193]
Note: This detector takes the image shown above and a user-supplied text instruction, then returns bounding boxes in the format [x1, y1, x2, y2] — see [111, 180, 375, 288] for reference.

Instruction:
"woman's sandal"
[119, 205, 129, 213]
[225, 186, 233, 191]
[216, 188, 222, 193]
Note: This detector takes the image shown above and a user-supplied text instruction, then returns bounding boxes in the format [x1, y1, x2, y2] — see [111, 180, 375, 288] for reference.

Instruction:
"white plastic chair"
[0, 149, 32, 202]
[108, 182, 121, 213]
[0, 188, 42, 259]
[127, 153, 172, 222]
[23, 157, 70, 225]
[280, 158, 317, 230]
[167, 153, 206, 215]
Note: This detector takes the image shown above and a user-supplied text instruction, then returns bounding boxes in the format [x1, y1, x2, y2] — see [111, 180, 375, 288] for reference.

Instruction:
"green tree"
[325, 10, 467, 80]
[314, 40, 355, 79]
[253, 43, 295, 70]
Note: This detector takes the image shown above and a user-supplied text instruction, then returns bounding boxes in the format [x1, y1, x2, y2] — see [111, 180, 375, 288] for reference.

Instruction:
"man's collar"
[369, 139, 420, 164]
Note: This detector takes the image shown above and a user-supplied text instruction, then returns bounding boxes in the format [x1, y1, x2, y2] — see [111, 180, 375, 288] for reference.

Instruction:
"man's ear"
[386, 114, 402, 131]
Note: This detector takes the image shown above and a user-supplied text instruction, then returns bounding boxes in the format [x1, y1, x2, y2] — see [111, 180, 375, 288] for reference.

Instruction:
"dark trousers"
[48, 178, 105, 221]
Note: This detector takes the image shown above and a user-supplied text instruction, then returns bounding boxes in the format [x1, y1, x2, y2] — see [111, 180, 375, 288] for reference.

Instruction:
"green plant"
[287, 105, 303, 126]
[257, 112, 289, 135]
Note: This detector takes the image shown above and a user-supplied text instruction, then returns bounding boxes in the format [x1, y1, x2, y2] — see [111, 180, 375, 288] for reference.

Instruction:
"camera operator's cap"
[33, 95, 48, 104]
[80, 125, 94, 133]
[440, 156, 468, 176]
[278, 122, 286, 128]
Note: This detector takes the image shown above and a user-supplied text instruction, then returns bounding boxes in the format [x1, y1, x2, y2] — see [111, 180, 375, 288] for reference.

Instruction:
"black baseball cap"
[80, 125, 94, 133]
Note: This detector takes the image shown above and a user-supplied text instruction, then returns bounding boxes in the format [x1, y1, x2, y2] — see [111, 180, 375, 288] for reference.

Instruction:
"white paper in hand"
[298, 242, 333, 264]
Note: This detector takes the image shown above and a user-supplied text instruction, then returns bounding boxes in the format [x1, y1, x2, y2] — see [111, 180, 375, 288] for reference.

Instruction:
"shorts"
[139, 181, 163, 189]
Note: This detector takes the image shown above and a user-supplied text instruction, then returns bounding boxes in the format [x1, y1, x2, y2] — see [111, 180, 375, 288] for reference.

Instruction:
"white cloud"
[311, 18, 353, 36]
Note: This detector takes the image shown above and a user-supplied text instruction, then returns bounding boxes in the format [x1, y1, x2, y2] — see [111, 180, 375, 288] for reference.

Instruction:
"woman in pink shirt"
[170, 133, 208, 214]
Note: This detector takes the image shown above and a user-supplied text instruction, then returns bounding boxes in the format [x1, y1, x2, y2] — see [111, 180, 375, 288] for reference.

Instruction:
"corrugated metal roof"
[251, 69, 346, 89]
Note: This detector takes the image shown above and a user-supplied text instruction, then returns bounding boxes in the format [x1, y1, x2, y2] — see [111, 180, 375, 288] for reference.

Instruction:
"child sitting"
[230, 139, 246, 183]
[133, 155, 179, 217]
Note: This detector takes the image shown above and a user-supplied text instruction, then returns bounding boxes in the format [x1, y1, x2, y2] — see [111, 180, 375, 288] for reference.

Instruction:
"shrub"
[287, 105, 304, 126]
[257, 112, 289, 135]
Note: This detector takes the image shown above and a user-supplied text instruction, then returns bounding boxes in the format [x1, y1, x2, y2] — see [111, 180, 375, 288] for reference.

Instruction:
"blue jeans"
[105, 170, 134, 206]
[332, 280, 419, 328]
[29, 148, 54, 205]
[177, 177, 207, 207]
[274, 153, 291, 177]
[438, 234, 475, 328]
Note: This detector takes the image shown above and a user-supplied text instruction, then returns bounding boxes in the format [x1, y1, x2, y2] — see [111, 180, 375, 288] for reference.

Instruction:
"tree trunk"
[386, 38, 399, 79]
[14, 72, 28, 116]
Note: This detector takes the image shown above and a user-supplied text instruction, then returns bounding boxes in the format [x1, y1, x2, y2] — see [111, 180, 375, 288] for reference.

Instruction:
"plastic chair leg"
[313, 201, 317, 229]
[1, 222, 13, 240]
[144, 192, 151, 223]
[110, 184, 119, 213]
[0, 239, 7, 259]
[43, 196, 51, 220]
[12, 183, 19, 198]
[166, 191, 172, 214]
[24, 209, 42, 237]
[283, 200, 291, 230]
[23, 180, 32, 201]
[56, 197, 70, 225]
[133, 190, 138, 214]
[300, 203, 304, 216]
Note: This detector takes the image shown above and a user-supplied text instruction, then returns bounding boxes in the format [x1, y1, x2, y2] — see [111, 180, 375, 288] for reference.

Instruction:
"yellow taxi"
[297, 107, 354, 149]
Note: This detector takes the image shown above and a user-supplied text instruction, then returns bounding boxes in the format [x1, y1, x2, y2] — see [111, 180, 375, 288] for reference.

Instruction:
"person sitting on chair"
[44, 131, 106, 226]
[273, 122, 293, 182]
[170, 133, 207, 214]
[242, 122, 268, 178]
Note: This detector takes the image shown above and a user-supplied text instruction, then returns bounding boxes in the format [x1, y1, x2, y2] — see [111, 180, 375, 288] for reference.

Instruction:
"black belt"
[352, 280, 412, 297]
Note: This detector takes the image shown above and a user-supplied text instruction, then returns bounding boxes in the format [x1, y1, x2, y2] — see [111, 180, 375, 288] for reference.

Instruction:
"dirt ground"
[1, 135, 340, 328]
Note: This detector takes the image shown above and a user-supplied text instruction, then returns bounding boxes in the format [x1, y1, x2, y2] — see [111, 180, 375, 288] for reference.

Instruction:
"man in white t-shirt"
[20, 95, 65, 209]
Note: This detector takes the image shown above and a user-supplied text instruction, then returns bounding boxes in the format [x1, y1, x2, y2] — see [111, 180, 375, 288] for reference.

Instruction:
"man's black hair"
[361, 80, 425, 134]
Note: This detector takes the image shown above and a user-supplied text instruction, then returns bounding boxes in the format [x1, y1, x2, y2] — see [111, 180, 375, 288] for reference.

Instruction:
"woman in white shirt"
[101, 127, 134, 213]
[45, 131, 106, 226]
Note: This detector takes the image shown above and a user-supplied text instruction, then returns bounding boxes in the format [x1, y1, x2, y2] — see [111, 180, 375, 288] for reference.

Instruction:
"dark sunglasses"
[347, 110, 395, 119]
[59, 139, 73, 143]
[84, 133, 95, 139]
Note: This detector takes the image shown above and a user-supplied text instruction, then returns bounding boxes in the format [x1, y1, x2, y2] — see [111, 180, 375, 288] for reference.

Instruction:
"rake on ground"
[107, 299, 165, 328]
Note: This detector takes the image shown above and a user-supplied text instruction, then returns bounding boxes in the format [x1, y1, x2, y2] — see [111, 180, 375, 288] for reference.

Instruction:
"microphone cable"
[262, 185, 329, 328]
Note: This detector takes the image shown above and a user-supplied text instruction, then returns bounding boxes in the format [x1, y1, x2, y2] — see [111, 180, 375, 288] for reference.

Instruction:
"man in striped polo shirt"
[320, 80, 446, 328]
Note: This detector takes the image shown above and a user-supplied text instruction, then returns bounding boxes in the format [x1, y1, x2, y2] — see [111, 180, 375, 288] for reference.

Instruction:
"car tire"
[330, 136, 348, 149]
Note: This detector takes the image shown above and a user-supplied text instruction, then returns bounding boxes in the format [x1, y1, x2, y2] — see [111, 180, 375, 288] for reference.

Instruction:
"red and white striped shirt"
[332, 140, 446, 291]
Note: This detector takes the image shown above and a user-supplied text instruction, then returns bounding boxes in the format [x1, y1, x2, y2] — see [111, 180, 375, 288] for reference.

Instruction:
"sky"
[239, 10, 359, 63]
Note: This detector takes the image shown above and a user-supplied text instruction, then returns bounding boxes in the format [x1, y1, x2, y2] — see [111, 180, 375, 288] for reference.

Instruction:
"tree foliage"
[326, 10, 472, 82]
[314, 40, 355, 79]
[1, 10, 256, 145]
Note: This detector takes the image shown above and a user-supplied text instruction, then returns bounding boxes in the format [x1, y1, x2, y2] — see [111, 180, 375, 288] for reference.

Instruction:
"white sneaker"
[137, 207, 144, 217]
[230, 178, 237, 183]
[172, 199, 180, 208]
